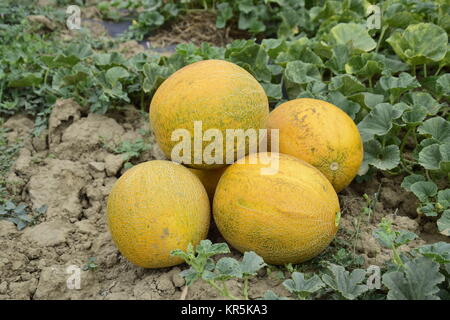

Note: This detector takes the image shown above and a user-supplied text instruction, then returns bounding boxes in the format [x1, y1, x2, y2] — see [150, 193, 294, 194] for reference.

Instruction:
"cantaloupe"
[213, 152, 340, 265]
[267, 98, 363, 192]
[188, 166, 227, 200]
[150, 59, 269, 170]
[106, 160, 210, 268]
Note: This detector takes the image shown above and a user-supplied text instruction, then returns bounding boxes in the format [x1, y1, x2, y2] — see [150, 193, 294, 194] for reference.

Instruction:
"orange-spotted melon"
[106, 160, 210, 268]
[267, 98, 363, 192]
[188, 166, 227, 200]
[150, 59, 269, 170]
[213, 152, 340, 265]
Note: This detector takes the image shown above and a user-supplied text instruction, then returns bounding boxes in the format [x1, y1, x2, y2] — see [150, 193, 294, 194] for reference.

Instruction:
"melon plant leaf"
[436, 73, 450, 98]
[283, 272, 324, 299]
[284, 60, 321, 84]
[386, 23, 448, 66]
[363, 140, 400, 170]
[196, 240, 230, 257]
[226, 42, 272, 82]
[321, 264, 368, 300]
[437, 190, 450, 209]
[260, 290, 290, 300]
[417, 117, 450, 144]
[348, 92, 385, 111]
[325, 44, 350, 75]
[216, 3, 233, 28]
[207, 257, 243, 281]
[382, 257, 445, 300]
[402, 92, 443, 116]
[240, 251, 266, 277]
[261, 82, 283, 101]
[437, 210, 450, 236]
[373, 219, 417, 249]
[329, 23, 376, 53]
[401, 106, 427, 125]
[419, 144, 442, 170]
[180, 267, 200, 286]
[344, 53, 384, 79]
[416, 242, 450, 264]
[105, 66, 130, 87]
[358, 103, 404, 142]
[377, 73, 420, 103]
[8, 72, 43, 88]
[401, 174, 426, 191]
[328, 74, 365, 97]
[410, 181, 438, 202]
[327, 91, 360, 119]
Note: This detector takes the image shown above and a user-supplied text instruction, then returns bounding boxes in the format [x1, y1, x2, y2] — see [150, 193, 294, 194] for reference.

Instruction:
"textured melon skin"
[267, 98, 363, 192]
[213, 153, 340, 265]
[188, 166, 227, 200]
[150, 59, 269, 170]
[107, 160, 210, 268]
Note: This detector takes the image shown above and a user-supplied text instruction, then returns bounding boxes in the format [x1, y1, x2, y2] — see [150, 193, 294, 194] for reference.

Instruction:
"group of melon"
[107, 60, 363, 268]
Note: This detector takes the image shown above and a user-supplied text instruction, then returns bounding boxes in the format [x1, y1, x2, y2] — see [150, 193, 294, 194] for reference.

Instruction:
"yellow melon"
[188, 166, 227, 200]
[150, 59, 269, 170]
[106, 160, 210, 268]
[267, 98, 363, 192]
[213, 152, 340, 265]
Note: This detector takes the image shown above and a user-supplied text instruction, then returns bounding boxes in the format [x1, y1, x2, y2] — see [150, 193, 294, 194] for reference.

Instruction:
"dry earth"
[0, 99, 445, 300]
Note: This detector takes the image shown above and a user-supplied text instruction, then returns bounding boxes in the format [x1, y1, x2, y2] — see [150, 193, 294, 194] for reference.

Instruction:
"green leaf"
[345, 53, 385, 79]
[383, 257, 445, 300]
[105, 67, 129, 86]
[417, 242, 450, 264]
[329, 23, 377, 53]
[328, 74, 365, 96]
[402, 92, 443, 116]
[401, 174, 426, 191]
[325, 44, 350, 75]
[283, 272, 324, 298]
[327, 91, 360, 119]
[358, 103, 404, 142]
[180, 267, 200, 286]
[437, 189, 450, 209]
[261, 82, 282, 101]
[208, 257, 243, 281]
[240, 251, 266, 277]
[386, 23, 448, 65]
[260, 290, 290, 300]
[196, 240, 230, 257]
[377, 73, 420, 102]
[364, 141, 400, 171]
[8, 73, 42, 88]
[348, 92, 385, 110]
[437, 210, 450, 236]
[216, 3, 233, 28]
[321, 264, 368, 300]
[226, 42, 271, 82]
[410, 181, 438, 202]
[436, 73, 450, 98]
[417, 117, 450, 144]
[284, 60, 321, 98]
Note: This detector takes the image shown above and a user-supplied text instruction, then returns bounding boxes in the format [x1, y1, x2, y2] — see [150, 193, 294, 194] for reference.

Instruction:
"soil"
[0, 99, 446, 300]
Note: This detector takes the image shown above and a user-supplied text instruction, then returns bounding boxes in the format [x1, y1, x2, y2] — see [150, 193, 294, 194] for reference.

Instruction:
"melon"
[213, 152, 340, 265]
[106, 160, 210, 268]
[188, 166, 227, 200]
[150, 59, 269, 170]
[267, 98, 363, 192]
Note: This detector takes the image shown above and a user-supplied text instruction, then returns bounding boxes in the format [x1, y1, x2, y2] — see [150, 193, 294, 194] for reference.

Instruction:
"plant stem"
[423, 64, 427, 78]
[411, 64, 416, 77]
[243, 278, 249, 300]
[376, 26, 387, 53]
